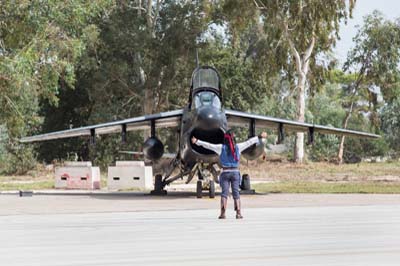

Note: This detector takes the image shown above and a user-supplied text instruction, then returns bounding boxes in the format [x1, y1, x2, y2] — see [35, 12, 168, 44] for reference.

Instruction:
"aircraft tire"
[196, 180, 203, 198]
[209, 180, 215, 198]
[241, 174, 251, 190]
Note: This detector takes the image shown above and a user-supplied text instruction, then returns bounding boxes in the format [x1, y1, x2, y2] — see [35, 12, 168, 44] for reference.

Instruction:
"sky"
[335, 0, 400, 64]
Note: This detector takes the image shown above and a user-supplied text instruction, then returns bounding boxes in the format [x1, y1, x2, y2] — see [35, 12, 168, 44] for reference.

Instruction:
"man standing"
[191, 131, 267, 219]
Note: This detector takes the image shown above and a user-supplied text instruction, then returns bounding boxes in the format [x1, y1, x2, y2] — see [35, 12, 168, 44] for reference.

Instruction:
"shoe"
[218, 197, 227, 219]
[234, 198, 243, 219]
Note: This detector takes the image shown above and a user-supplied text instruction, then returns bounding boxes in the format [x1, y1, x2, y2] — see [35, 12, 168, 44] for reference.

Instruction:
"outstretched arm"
[191, 136, 223, 155]
[237, 132, 267, 154]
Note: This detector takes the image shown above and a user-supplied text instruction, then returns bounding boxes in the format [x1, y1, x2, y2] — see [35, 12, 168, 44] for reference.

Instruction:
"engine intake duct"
[191, 128, 224, 155]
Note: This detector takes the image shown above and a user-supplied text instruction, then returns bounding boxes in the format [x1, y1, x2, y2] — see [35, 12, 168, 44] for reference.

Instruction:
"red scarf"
[224, 133, 238, 162]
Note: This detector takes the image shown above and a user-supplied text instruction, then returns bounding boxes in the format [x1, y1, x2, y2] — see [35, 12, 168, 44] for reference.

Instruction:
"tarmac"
[1, 192, 400, 265]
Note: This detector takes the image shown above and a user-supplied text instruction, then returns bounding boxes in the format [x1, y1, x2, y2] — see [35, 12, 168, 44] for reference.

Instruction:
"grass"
[253, 181, 400, 194]
[0, 181, 54, 191]
[1, 161, 400, 193]
[241, 161, 400, 182]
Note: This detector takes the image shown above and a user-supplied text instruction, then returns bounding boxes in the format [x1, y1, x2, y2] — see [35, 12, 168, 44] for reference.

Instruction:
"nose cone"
[196, 106, 223, 130]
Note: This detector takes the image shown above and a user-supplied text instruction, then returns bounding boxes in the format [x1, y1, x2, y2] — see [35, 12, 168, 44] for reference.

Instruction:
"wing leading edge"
[20, 109, 183, 143]
[225, 109, 380, 139]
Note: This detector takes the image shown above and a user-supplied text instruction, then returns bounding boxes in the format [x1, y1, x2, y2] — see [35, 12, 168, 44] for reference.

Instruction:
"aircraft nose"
[196, 106, 223, 130]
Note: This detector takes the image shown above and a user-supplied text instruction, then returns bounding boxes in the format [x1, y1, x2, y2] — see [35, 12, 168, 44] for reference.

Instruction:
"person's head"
[223, 129, 239, 162]
[223, 129, 236, 146]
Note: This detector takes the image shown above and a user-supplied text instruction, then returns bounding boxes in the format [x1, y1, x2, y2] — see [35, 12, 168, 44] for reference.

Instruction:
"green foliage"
[62, 0, 209, 167]
[344, 11, 400, 104]
[307, 83, 344, 161]
[339, 111, 388, 162]
[307, 77, 389, 162]
[1, 1, 113, 134]
[85, 0, 206, 115]
[0, 126, 7, 171]
[201, 43, 269, 111]
[344, 136, 389, 163]
[335, 10, 400, 161]
[1, 143, 36, 175]
[1, 1, 400, 175]
[381, 97, 400, 154]
[36, 76, 92, 163]
[0, 0, 114, 173]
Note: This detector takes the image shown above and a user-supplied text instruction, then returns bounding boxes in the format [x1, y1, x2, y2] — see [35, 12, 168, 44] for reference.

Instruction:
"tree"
[329, 70, 372, 163]
[86, 0, 208, 117]
[338, 11, 400, 163]
[199, 40, 270, 113]
[253, 0, 354, 163]
[381, 97, 400, 155]
[307, 81, 344, 162]
[36, 74, 93, 163]
[0, 0, 113, 172]
[40, 1, 211, 167]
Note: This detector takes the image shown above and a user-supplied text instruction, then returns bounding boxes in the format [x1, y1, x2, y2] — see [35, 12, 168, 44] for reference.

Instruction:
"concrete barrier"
[55, 162, 101, 190]
[107, 161, 153, 190]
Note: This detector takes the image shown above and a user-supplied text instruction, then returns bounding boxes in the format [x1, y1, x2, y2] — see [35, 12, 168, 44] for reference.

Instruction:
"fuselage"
[180, 104, 227, 167]
[179, 66, 227, 168]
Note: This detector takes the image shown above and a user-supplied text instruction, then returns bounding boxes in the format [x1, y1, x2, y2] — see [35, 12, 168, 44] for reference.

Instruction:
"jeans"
[219, 171, 241, 199]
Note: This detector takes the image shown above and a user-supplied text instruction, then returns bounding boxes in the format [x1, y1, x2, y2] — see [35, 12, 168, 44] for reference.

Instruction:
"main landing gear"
[151, 171, 255, 197]
[151, 160, 220, 198]
[151, 155, 187, 195]
[151, 171, 216, 198]
[151, 174, 167, 195]
[240, 174, 255, 195]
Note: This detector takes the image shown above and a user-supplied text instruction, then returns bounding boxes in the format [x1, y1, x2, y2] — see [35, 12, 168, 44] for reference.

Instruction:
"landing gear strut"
[150, 154, 189, 196]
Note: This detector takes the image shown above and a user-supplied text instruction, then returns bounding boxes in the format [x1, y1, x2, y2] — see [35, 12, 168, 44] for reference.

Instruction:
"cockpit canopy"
[190, 66, 222, 109]
[192, 67, 220, 91]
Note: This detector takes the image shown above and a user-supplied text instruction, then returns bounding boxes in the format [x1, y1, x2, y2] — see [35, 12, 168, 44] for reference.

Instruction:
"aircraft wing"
[20, 109, 183, 143]
[225, 109, 380, 140]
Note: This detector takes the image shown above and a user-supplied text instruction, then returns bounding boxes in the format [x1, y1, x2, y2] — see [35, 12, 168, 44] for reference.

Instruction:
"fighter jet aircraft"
[21, 66, 379, 198]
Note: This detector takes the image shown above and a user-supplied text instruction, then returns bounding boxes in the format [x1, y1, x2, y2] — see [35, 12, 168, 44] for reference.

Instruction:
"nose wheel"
[196, 180, 202, 198]
[193, 163, 219, 199]
[196, 180, 216, 198]
[209, 180, 215, 198]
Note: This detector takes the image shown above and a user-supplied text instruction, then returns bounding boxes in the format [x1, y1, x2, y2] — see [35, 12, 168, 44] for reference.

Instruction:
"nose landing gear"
[196, 179, 215, 199]
[195, 164, 218, 199]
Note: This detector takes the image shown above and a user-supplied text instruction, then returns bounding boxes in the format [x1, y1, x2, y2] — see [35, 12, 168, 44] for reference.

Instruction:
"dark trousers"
[219, 171, 241, 199]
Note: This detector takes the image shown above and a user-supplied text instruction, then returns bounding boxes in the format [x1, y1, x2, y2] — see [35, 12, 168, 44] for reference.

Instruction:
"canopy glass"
[192, 68, 220, 90]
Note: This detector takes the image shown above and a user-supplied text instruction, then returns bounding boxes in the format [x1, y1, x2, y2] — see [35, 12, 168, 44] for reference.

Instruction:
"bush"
[2, 144, 37, 175]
